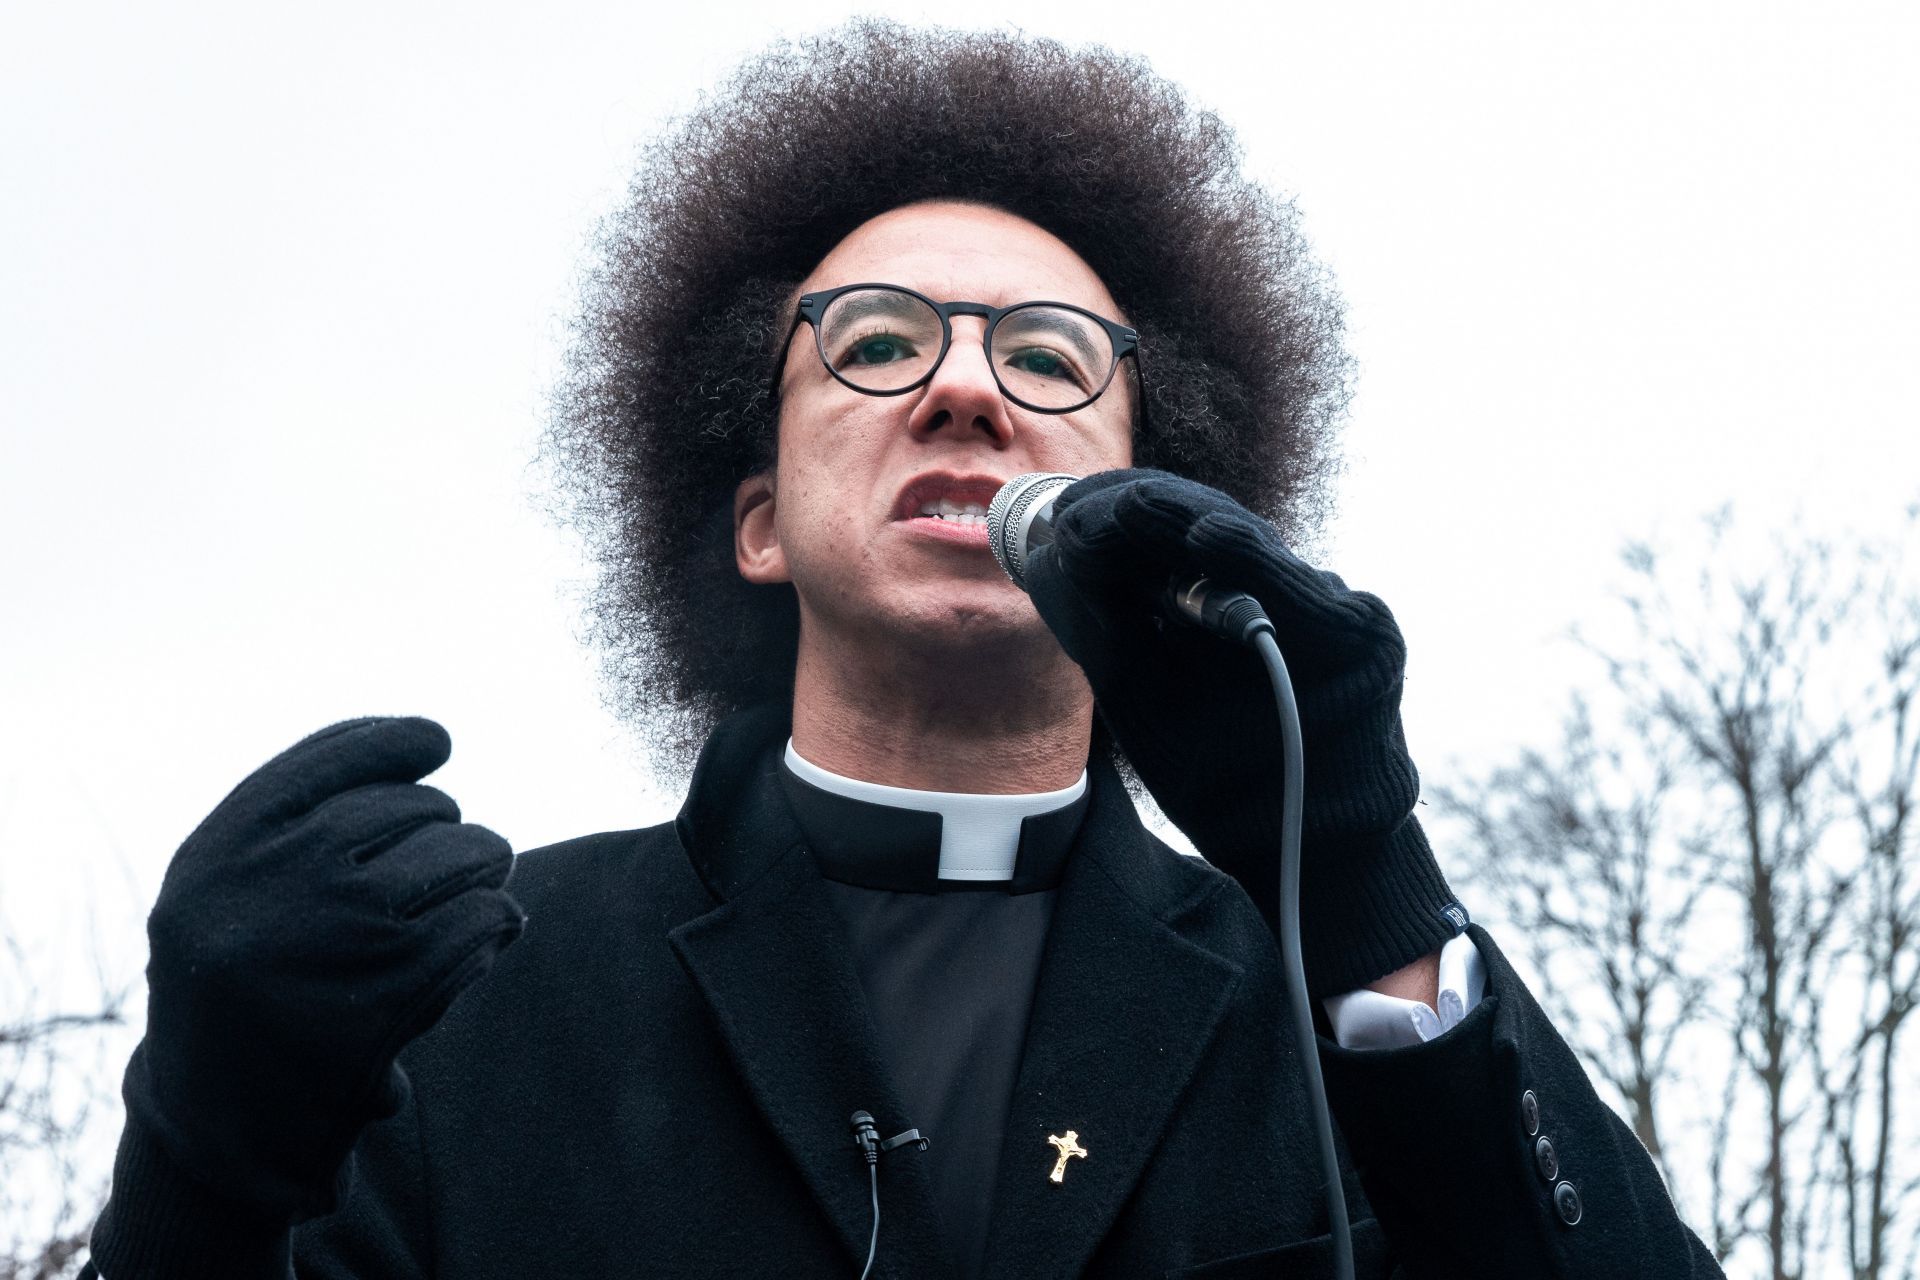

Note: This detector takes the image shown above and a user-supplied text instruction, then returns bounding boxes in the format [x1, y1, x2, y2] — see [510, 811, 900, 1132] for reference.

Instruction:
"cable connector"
[1164, 577, 1274, 646]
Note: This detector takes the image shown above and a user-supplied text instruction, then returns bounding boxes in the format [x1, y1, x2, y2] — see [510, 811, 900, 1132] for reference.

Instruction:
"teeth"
[915, 498, 990, 522]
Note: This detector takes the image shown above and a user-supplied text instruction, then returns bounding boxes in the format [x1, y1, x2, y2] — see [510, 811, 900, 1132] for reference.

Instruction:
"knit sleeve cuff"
[87, 1115, 294, 1280]
[1300, 817, 1467, 1001]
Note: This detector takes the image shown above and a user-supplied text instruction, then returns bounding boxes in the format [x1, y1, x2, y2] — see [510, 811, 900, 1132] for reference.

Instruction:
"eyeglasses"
[773, 282, 1144, 422]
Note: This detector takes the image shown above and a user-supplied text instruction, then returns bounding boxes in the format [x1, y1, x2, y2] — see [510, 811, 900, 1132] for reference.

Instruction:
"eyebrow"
[997, 309, 1104, 364]
[823, 291, 935, 328]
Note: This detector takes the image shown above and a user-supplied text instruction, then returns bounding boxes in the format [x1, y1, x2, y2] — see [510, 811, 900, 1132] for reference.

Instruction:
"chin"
[893, 591, 1056, 656]
[800, 571, 1062, 668]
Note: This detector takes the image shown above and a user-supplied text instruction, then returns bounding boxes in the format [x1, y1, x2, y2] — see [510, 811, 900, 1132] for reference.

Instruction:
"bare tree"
[1440, 505, 1920, 1280]
[1439, 698, 1716, 1190]
[1611, 518, 1856, 1280]
[0, 917, 128, 1280]
[1814, 529, 1920, 1280]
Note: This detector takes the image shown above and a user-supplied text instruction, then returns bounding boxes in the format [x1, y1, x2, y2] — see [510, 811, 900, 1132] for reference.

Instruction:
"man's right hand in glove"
[90, 717, 525, 1276]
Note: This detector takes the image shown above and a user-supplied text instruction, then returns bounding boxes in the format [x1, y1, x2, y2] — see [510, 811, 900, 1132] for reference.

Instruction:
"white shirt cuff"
[1321, 932, 1487, 1050]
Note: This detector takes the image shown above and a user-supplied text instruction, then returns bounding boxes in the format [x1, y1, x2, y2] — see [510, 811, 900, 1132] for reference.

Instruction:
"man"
[81, 22, 1723, 1278]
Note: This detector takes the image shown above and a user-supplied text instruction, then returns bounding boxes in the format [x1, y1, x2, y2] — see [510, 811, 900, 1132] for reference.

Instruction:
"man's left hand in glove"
[1021, 467, 1467, 1002]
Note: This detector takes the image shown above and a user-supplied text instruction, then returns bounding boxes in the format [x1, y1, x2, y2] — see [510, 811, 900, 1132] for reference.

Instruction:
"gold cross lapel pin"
[1046, 1130, 1088, 1184]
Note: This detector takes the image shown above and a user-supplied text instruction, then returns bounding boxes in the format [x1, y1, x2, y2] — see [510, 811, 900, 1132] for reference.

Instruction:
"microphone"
[985, 472, 1272, 645]
[848, 1110, 928, 1163]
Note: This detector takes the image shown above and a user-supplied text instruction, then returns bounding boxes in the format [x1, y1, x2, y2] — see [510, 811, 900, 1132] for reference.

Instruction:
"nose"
[905, 319, 1016, 447]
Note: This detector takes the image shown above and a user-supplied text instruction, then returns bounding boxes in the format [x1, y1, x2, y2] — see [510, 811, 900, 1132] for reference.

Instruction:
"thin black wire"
[859, 1160, 879, 1280]
[1251, 627, 1355, 1280]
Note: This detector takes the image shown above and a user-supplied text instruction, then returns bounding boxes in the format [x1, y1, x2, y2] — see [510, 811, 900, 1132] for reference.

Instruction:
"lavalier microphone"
[848, 1110, 929, 1280]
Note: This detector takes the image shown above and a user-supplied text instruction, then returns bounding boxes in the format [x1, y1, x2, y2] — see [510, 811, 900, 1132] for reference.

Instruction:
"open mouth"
[891, 474, 1006, 547]
[892, 473, 1006, 520]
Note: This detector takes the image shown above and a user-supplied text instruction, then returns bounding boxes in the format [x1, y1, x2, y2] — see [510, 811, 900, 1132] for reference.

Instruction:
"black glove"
[97, 717, 525, 1270]
[1024, 469, 1464, 999]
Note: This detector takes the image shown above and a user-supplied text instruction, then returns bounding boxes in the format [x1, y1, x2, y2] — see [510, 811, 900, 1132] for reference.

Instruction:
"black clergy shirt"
[776, 752, 1091, 1280]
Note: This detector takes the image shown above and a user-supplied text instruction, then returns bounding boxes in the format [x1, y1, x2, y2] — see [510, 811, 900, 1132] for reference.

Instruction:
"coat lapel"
[979, 755, 1246, 1279]
[666, 706, 951, 1279]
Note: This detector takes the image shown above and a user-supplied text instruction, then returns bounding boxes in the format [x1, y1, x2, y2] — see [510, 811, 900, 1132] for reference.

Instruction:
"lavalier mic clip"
[849, 1111, 929, 1280]
[848, 1109, 929, 1164]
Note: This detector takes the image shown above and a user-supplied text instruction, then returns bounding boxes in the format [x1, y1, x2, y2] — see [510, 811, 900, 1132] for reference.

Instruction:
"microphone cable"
[849, 1110, 928, 1279]
[1164, 581, 1355, 1280]
[862, 1160, 879, 1280]
[1250, 623, 1355, 1280]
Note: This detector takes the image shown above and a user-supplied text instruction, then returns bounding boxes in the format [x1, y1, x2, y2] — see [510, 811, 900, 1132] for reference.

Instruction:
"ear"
[733, 470, 789, 585]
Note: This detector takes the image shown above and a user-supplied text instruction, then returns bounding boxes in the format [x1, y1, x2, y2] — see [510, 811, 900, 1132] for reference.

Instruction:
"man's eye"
[841, 331, 918, 365]
[1004, 346, 1082, 384]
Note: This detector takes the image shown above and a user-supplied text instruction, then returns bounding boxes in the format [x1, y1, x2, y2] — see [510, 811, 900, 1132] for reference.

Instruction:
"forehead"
[799, 200, 1126, 320]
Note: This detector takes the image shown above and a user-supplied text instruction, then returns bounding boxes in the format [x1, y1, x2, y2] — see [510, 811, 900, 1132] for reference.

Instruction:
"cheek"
[772, 426, 884, 557]
[1051, 407, 1133, 474]
[782, 393, 903, 486]
[1109, 390, 1138, 466]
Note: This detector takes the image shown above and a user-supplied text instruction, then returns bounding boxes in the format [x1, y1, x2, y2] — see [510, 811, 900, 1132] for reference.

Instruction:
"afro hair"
[542, 19, 1352, 784]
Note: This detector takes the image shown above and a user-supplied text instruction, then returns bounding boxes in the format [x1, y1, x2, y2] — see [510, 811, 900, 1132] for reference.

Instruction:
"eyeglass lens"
[816, 287, 1115, 410]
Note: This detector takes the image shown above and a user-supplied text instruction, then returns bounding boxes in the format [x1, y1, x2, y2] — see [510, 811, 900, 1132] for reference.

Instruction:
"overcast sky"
[3, 0, 1916, 1245]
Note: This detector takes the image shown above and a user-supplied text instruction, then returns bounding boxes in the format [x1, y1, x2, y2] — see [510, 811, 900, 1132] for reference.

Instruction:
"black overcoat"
[259, 703, 1720, 1278]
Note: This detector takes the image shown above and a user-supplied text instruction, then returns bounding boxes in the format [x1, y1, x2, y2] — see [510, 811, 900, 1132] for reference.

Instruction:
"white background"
[3, 0, 1916, 1256]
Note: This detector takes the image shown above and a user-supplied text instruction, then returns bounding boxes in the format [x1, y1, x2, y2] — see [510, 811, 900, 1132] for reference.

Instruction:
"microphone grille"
[987, 472, 1078, 590]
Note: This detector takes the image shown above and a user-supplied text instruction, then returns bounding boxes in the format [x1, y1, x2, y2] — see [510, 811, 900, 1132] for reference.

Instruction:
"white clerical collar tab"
[782, 739, 1088, 881]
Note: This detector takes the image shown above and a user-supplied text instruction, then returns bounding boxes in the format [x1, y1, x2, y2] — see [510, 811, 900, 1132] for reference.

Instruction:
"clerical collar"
[778, 740, 1090, 895]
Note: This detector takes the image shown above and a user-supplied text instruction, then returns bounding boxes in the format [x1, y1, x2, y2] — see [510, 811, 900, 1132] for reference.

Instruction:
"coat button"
[1521, 1089, 1540, 1136]
[1554, 1180, 1583, 1225]
[1534, 1136, 1559, 1181]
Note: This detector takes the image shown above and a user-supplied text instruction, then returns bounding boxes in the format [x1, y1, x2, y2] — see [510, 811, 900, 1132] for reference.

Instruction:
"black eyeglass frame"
[772, 282, 1146, 425]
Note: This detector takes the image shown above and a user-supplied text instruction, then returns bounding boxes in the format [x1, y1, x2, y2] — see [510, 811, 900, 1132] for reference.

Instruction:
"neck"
[789, 623, 1095, 794]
